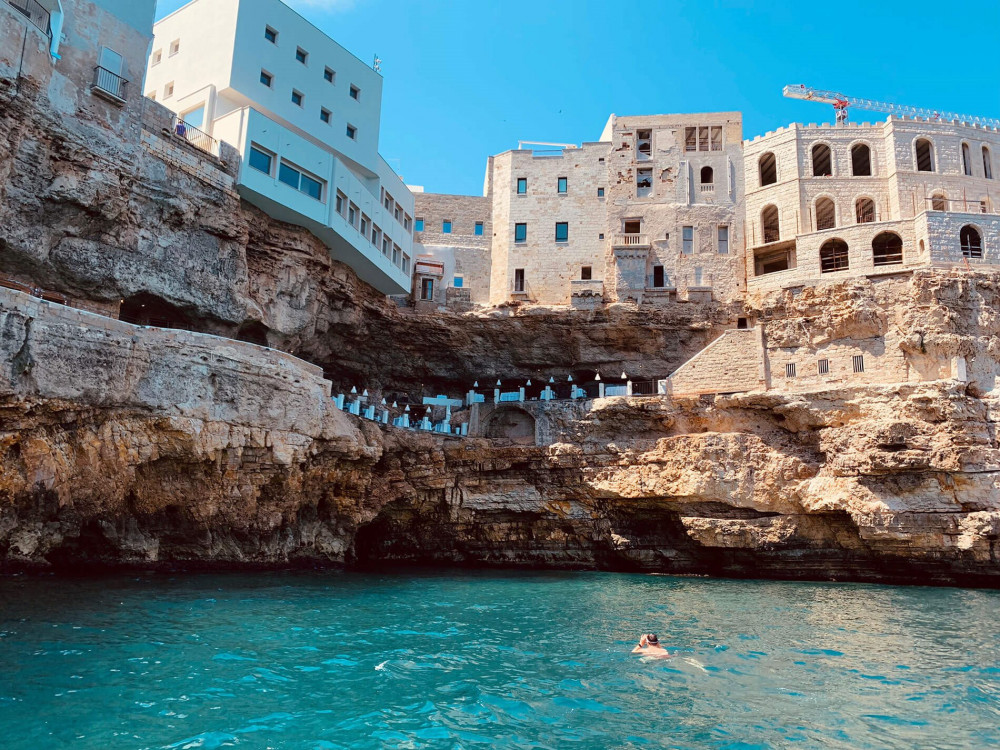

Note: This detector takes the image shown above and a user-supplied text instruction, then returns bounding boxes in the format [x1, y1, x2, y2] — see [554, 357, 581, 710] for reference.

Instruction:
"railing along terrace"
[173, 117, 218, 155]
[93, 66, 128, 102]
[6, 0, 50, 36]
[925, 196, 994, 214]
[613, 234, 649, 247]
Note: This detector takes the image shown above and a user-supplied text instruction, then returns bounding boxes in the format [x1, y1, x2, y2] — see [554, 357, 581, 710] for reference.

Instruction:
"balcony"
[172, 116, 218, 155]
[92, 66, 128, 104]
[612, 233, 650, 248]
[5, 0, 50, 36]
[699, 184, 715, 193]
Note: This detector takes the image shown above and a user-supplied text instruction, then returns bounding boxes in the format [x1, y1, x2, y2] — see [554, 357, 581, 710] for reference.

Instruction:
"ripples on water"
[0, 571, 998, 749]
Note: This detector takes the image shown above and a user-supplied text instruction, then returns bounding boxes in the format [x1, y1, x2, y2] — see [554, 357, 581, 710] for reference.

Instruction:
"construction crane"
[782, 84, 1000, 129]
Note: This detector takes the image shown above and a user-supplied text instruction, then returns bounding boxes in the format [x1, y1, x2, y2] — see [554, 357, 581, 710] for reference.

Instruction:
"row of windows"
[333, 190, 411, 273]
[415, 218, 485, 236]
[816, 227, 984, 274]
[515, 177, 603, 196]
[380, 189, 411, 232]
[263, 24, 361, 100]
[512, 222, 570, 243]
[249, 145, 325, 202]
[149, 39, 180, 66]
[259, 71, 357, 139]
[784, 355, 865, 379]
[759, 140, 995, 187]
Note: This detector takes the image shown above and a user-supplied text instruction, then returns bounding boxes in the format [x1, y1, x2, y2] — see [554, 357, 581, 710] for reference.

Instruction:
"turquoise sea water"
[1, 571, 998, 749]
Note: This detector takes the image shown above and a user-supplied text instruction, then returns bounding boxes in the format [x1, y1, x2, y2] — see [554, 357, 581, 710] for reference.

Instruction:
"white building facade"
[145, 0, 413, 295]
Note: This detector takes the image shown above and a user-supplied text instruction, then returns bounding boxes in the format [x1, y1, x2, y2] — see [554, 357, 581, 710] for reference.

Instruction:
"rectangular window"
[278, 161, 324, 201]
[382, 237, 390, 256]
[685, 127, 697, 152]
[324, 67, 335, 83]
[291, 89, 303, 106]
[264, 26, 278, 43]
[404, 215, 412, 231]
[475, 221, 484, 236]
[295, 47, 308, 64]
[514, 268, 525, 293]
[581, 266, 592, 280]
[394, 206, 401, 222]
[443, 220, 452, 233]
[169, 39, 180, 56]
[694, 267, 704, 286]
[152, 50, 162, 66]
[682, 226, 694, 254]
[360, 215, 369, 236]
[557, 177, 568, 194]
[420, 278, 434, 300]
[710, 126, 723, 151]
[392, 244, 401, 265]
[717, 225, 729, 254]
[818, 359, 830, 375]
[259, 70, 273, 87]
[853, 355, 865, 373]
[415, 217, 424, 232]
[248, 145, 273, 175]
[402, 254, 410, 274]
[335, 190, 346, 215]
[637, 129, 652, 160]
[453, 276, 464, 288]
[785, 363, 797, 378]
[320, 108, 331, 123]
[624, 219, 641, 234]
[652, 265, 665, 288]
[164, 82, 174, 99]
[349, 85, 360, 100]
[371, 225, 380, 245]
[346, 124, 356, 139]
[555, 222, 569, 242]
[514, 223, 527, 243]
[636, 168, 652, 198]
[516, 177, 527, 194]
[348, 203, 358, 226]
[597, 187, 605, 197]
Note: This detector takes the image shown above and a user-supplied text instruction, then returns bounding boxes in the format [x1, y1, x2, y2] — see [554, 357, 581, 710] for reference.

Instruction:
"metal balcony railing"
[92, 66, 128, 102]
[172, 116, 217, 155]
[612, 233, 650, 247]
[5, 0, 51, 36]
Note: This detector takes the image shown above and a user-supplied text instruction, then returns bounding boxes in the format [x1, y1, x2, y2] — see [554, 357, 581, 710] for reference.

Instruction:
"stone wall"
[412, 192, 492, 306]
[668, 328, 764, 395]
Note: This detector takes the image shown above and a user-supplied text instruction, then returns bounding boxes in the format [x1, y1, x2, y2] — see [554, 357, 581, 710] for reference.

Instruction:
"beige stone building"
[745, 116, 1000, 295]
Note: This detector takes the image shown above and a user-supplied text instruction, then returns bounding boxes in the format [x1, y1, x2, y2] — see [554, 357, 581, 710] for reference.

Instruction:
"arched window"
[820, 239, 850, 272]
[762, 204, 779, 243]
[962, 142, 973, 176]
[759, 152, 777, 186]
[872, 232, 903, 266]
[855, 197, 876, 224]
[915, 139, 934, 172]
[985, 146, 994, 180]
[961, 225, 983, 259]
[919, 239, 926, 256]
[815, 197, 836, 230]
[931, 192, 947, 212]
[812, 143, 832, 176]
[851, 144, 872, 176]
[700, 166, 714, 184]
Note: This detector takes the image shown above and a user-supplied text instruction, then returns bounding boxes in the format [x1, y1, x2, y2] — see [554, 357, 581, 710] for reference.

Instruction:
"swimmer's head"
[646, 633, 659, 645]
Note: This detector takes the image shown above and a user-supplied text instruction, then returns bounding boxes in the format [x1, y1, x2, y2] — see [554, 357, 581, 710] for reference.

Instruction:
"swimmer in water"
[631, 633, 671, 658]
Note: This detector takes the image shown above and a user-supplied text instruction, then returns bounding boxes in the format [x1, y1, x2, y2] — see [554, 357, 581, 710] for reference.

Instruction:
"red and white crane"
[782, 84, 1000, 129]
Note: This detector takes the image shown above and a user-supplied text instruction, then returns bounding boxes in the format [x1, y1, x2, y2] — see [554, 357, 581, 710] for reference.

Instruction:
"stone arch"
[236, 320, 270, 346]
[914, 138, 935, 172]
[850, 141, 873, 176]
[814, 195, 837, 231]
[854, 195, 876, 224]
[983, 145, 993, 180]
[961, 225, 984, 259]
[759, 152, 777, 186]
[761, 204, 780, 243]
[961, 141, 973, 176]
[820, 238, 849, 273]
[811, 142, 833, 176]
[700, 165, 714, 184]
[872, 231, 903, 266]
[931, 191, 947, 212]
[483, 406, 536, 444]
[119, 292, 191, 329]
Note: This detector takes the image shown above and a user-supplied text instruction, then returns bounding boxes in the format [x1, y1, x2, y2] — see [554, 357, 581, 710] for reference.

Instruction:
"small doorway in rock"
[737, 317, 749, 330]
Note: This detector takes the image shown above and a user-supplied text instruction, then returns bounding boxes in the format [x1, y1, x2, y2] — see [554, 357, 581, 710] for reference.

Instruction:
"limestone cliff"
[2, 77, 1000, 586]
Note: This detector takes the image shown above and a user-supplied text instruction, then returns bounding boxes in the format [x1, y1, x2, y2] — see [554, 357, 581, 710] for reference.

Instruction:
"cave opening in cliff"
[236, 320, 270, 347]
[483, 407, 537, 445]
[119, 292, 192, 330]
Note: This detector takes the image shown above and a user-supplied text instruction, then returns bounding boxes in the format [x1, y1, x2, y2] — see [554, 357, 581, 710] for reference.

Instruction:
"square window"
[443, 220, 452, 233]
[324, 67, 335, 83]
[453, 276, 464, 288]
[248, 145, 273, 175]
[597, 187, 605, 197]
[555, 222, 569, 242]
[516, 177, 527, 194]
[296, 47, 308, 64]
[291, 89, 303, 106]
[514, 223, 527, 243]
[350, 85, 360, 100]
[636, 168, 652, 197]
[264, 26, 278, 43]
[278, 162, 298, 189]
[785, 363, 797, 378]
[557, 177, 567, 194]
[152, 50, 162, 66]
[346, 124, 356, 139]
[320, 108, 331, 123]
[598, 233, 605, 240]
[415, 217, 424, 232]
[260, 70, 273, 87]
[581, 266, 592, 280]
[475, 221, 484, 236]
[169, 39, 180, 56]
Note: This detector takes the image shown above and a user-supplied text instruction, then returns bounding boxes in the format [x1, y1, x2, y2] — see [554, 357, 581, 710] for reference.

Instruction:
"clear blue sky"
[155, 0, 1000, 196]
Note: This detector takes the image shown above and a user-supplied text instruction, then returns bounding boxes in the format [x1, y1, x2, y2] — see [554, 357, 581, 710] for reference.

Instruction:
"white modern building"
[145, 0, 413, 294]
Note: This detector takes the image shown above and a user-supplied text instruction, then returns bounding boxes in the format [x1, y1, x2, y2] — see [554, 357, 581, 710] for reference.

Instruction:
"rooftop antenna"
[373, 54, 382, 73]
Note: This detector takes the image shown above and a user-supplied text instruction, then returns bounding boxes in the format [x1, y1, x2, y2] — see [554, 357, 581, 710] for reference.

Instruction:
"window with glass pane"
[443, 220, 452, 233]
[555, 222, 569, 242]
[415, 218, 424, 232]
[278, 163, 298, 189]
[718, 226, 729, 254]
[557, 177, 567, 194]
[514, 223, 527, 242]
[682, 226, 693, 254]
[516, 178, 527, 194]
[249, 146, 272, 175]
[475, 221, 484, 236]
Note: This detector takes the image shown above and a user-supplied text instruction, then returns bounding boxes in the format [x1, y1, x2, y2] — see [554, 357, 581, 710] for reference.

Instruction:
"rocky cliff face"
[2, 76, 999, 585]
